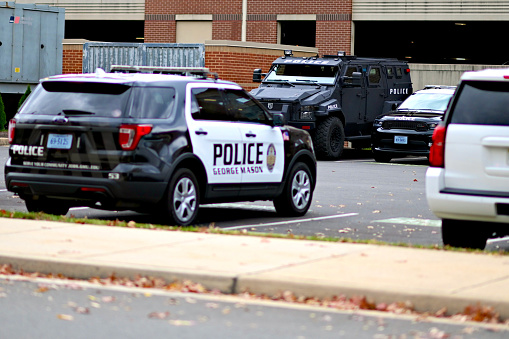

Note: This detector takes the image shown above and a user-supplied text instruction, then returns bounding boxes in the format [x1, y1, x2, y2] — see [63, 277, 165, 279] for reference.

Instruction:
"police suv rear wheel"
[315, 116, 345, 160]
[25, 196, 70, 216]
[274, 162, 313, 216]
[167, 168, 200, 226]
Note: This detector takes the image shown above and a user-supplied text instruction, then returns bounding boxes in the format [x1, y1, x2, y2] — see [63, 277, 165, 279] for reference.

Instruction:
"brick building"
[144, 0, 353, 56]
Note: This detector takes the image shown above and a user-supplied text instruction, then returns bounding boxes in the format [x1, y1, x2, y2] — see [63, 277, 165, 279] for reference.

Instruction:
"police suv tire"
[441, 219, 489, 250]
[373, 151, 392, 163]
[315, 116, 345, 160]
[273, 162, 313, 216]
[166, 168, 200, 226]
[25, 196, 70, 216]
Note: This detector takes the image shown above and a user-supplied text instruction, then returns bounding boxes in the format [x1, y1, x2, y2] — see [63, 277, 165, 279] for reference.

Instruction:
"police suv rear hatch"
[9, 78, 132, 173]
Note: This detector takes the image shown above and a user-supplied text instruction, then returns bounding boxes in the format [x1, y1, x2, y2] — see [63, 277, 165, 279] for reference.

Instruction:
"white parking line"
[223, 213, 359, 230]
[373, 217, 441, 227]
[0, 189, 7, 192]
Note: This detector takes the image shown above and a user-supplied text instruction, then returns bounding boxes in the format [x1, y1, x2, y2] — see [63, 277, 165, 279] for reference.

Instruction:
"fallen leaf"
[372, 210, 381, 214]
[102, 296, 116, 303]
[148, 311, 170, 319]
[169, 320, 195, 326]
[74, 307, 90, 314]
[57, 314, 74, 321]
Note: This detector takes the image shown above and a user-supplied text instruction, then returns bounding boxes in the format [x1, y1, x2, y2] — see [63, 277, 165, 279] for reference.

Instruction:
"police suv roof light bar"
[109, 65, 219, 80]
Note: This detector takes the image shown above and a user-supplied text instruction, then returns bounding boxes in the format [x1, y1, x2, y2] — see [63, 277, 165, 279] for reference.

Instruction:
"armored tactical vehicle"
[251, 51, 413, 160]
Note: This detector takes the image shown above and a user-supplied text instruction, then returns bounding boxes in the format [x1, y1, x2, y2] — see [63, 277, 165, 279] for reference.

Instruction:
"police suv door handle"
[245, 133, 256, 138]
[195, 130, 208, 135]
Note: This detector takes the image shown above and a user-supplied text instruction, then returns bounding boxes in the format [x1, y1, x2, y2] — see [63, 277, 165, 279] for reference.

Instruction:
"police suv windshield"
[398, 92, 453, 112]
[264, 63, 339, 85]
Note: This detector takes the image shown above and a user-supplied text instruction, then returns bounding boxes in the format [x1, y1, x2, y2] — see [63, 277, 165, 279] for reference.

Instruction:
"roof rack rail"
[423, 85, 457, 90]
[109, 65, 219, 80]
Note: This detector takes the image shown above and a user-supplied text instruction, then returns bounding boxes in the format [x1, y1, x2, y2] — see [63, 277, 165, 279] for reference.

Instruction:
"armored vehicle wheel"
[273, 162, 313, 216]
[166, 168, 200, 226]
[25, 196, 70, 215]
[315, 116, 345, 160]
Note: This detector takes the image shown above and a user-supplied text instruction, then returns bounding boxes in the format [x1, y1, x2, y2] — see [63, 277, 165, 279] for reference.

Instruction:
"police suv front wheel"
[166, 168, 200, 226]
[274, 162, 313, 216]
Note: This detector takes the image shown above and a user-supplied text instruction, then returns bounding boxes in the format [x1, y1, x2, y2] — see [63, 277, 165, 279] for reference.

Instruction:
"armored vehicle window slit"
[387, 67, 394, 78]
[368, 67, 381, 85]
[344, 66, 359, 84]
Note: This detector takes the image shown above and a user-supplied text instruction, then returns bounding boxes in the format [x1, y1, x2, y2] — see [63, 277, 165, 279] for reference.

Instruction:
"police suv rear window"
[19, 82, 131, 118]
[450, 81, 509, 126]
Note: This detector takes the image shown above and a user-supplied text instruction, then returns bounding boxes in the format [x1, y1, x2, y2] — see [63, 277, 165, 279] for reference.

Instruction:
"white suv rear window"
[450, 81, 509, 126]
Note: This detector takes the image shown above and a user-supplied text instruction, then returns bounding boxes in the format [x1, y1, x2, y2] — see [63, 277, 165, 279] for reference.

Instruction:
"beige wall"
[409, 64, 509, 90]
[353, 0, 509, 21]
[176, 21, 213, 44]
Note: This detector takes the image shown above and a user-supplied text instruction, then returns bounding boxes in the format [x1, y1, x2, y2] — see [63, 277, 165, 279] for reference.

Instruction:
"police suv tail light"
[429, 124, 446, 168]
[119, 124, 152, 151]
[8, 119, 16, 144]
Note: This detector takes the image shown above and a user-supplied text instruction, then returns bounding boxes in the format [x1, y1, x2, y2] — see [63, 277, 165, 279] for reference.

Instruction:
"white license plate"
[47, 134, 73, 149]
[394, 136, 408, 144]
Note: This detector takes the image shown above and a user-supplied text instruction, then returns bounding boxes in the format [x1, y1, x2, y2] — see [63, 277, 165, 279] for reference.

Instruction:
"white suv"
[426, 68, 509, 249]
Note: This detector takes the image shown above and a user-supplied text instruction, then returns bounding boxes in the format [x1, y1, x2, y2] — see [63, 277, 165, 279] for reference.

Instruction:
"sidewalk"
[1, 218, 509, 319]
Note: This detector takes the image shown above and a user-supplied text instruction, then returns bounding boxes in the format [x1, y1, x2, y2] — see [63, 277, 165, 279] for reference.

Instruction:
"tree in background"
[18, 85, 31, 110]
[0, 92, 6, 130]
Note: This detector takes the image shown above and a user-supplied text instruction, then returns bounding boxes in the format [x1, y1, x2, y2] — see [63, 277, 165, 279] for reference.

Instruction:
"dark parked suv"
[5, 66, 317, 225]
[371, 86, 455, 162]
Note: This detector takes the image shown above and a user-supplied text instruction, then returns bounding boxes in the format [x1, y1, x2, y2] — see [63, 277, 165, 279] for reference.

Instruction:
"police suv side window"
[191, 88, 230, 121]
[130, 87, 176, 119]
[223, 89, 268, 123]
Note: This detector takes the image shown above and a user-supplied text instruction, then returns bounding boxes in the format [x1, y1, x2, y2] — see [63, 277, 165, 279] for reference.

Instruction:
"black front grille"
[263, 102, 283, 111]
[382, 120, 428, 131]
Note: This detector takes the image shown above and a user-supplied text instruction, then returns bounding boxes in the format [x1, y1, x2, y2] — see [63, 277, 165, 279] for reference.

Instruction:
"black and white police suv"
[4, 66, 317, 226]
[371, 85, 456, 162]
[251, 51, 412, 160]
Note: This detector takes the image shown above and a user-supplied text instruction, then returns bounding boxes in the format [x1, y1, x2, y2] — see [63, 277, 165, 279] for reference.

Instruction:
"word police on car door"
[186, 83, 284, 184]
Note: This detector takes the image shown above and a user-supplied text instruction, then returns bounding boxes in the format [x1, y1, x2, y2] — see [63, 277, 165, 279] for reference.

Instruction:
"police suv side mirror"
[253, 69, 264, 83]
[271, 113, 286, 127]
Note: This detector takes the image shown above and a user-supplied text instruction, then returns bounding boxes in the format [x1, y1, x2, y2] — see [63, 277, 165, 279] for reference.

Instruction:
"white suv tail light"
[429, 124, 446, 167]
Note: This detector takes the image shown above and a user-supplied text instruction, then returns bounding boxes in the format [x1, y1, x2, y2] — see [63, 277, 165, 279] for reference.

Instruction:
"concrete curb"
[0, 253, 237, 293]
[2, 251, 509, 320]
